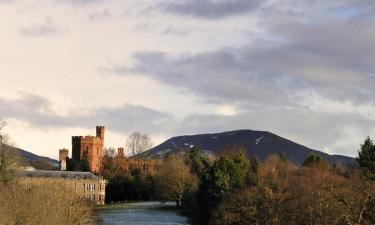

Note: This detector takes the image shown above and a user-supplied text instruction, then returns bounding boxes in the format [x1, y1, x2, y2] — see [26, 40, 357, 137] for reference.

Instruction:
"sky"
[0, 0, 375, 159]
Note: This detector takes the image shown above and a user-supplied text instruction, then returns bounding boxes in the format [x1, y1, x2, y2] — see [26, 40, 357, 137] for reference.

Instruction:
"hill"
[10, 146, 59, 170]
[141, 130, 356, 166]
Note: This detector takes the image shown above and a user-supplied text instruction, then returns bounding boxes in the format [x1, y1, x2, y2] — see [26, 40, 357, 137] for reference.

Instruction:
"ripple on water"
[95, 202, 190, 225]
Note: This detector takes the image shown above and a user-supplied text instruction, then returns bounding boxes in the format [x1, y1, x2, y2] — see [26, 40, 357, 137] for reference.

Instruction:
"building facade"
[72, 126, 105, 174]
[113, 148, 161, 173]
[17, 170, 106, 205]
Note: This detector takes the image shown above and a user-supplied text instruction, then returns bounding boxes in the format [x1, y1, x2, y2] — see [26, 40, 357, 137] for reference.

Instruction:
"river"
[94, 202, 190, 225]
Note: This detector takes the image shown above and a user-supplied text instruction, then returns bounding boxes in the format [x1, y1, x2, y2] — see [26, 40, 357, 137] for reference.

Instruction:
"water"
[94, 202, 190, 225]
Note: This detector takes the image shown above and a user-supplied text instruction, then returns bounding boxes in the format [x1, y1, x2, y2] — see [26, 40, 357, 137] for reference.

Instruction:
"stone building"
[17, 170, 106, 205]
[59, 148, 69, 171]
[72, 126, 105, 174]
[113, 147, 161, 173]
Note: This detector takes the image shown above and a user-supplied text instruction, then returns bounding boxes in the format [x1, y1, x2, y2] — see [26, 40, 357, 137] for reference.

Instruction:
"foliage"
[0, 181, 93, 225]
[302, 153, 327, 169]
[67, 153, 90, 172]
[357, 136, 375, 180]
[102, 156, 156, 203]
[208, 155, 375, 225]
[0, 122, 19, 183]
[196, 147, 250, 224]
[154, 154, 198, 207]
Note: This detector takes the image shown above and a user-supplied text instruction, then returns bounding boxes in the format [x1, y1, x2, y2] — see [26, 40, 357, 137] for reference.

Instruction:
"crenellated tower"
[71, 126, 105, 174]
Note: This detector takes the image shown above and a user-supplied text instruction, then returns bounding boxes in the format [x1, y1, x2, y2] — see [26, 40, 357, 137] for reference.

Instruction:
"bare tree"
[104, 147, 117, 158]
[126, 132, 153, 156]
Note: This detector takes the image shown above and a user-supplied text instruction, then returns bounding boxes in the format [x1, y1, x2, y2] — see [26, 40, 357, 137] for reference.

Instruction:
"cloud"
[0, 93, 371, 156]
[162, 26, 189, 36]
[0, 93, 172, 135]
[152, 0, 375, 21]
[53, 0, 104, 6]
[89, 9, 112, 21]
[110, 6, 375, 108]
[20, 17, 65, 37]
[155, 0, 260, 19]
[103, 0, 375, 156]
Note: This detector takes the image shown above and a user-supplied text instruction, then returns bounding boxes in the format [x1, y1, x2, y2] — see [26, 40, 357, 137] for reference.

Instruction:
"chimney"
[117, 147, 124, 158]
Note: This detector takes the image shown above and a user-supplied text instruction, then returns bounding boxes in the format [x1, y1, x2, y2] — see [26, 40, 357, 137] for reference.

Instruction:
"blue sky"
[0, 0, 374, 159]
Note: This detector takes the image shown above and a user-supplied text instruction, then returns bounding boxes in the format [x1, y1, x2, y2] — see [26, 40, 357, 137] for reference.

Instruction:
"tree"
[154, 154, 198, 207]
[126, 132, 153, 157]
[0, 121, 19, 183]
[302, 153, 327, 169]
[357, 136, 375, 180]
[198, 148, 250, 224]
[104, 147, 117, 158]
[186, 147, 205, 176]
[67, 153, 90, 172]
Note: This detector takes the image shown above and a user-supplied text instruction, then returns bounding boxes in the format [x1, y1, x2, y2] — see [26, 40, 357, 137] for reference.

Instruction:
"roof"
[17, 170, 102, 180]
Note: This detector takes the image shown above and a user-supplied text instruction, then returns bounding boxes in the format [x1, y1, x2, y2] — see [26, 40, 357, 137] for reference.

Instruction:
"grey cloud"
[20, 18, 64, 37]
[154, 0, 375, 20]
[156, 0, 260, 19]
[106, 1, 375, 156]
[0, 93, 172, 135]
[112, 6, 375, 107]
[113, 50, 304, 108]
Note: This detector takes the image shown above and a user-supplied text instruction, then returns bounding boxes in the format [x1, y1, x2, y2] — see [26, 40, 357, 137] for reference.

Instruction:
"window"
[86, 184, 90, 191]
[91, 184, 95, 191]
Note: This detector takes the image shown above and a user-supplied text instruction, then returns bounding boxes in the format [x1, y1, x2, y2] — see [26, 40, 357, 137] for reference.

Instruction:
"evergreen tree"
[302, 153, 327, 169]
[357, 136, 375, 180]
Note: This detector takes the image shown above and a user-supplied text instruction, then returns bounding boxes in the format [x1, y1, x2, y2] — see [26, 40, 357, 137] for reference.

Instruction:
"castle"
[113, 147, 160, 173]
[59, 126, 160, 175]
[59, 126, 105, 174]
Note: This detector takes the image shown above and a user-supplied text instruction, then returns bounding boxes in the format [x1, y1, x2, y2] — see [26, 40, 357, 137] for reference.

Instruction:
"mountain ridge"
[142, 129, 356, 166]
[7, 145, 59, 170]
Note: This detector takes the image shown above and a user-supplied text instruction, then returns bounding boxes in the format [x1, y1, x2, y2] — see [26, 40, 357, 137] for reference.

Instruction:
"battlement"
[72, 136, 83, 141]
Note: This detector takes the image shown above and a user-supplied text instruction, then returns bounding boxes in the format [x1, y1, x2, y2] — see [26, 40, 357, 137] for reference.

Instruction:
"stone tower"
[71, 126, 105, 174]
[59, 149, 69, 171]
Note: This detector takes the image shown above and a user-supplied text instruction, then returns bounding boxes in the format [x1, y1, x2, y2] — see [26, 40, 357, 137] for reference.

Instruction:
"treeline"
[152, 140, 374, 225]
